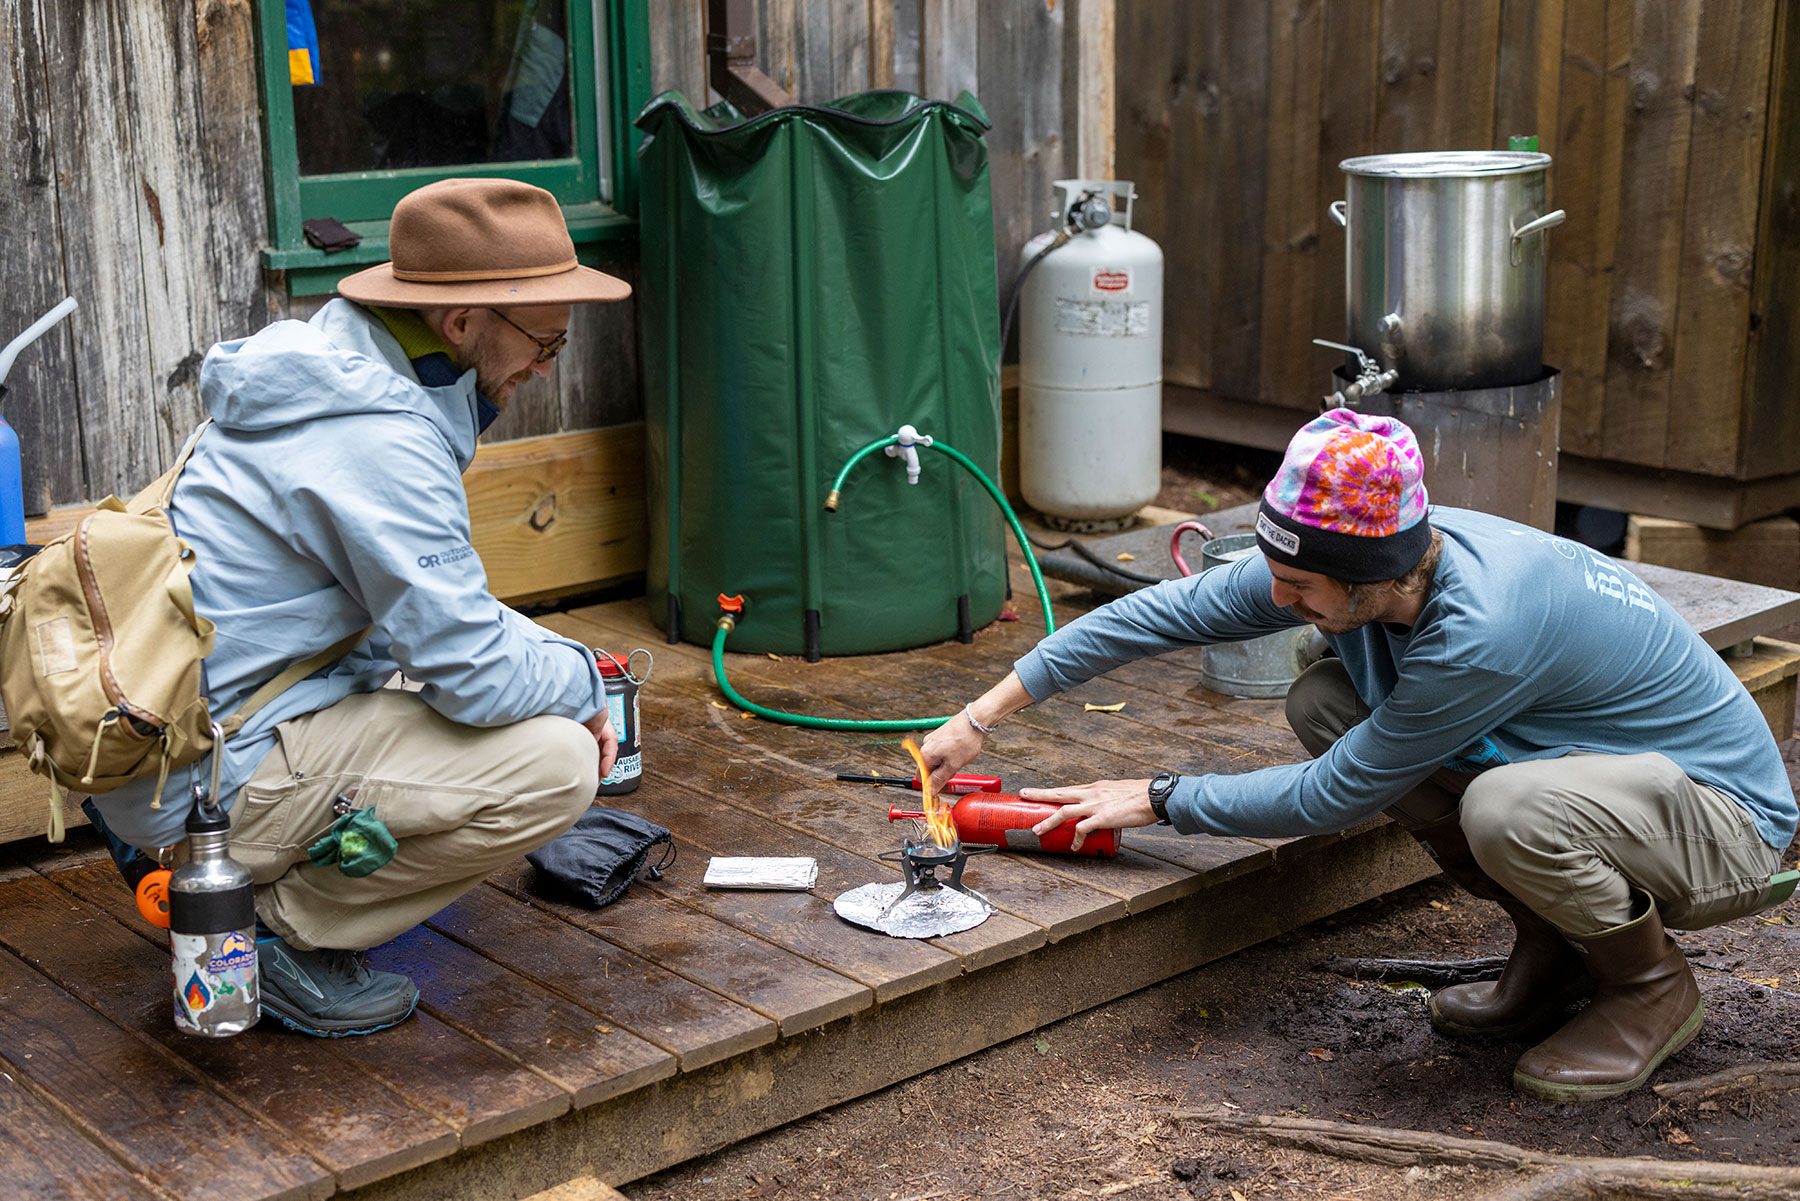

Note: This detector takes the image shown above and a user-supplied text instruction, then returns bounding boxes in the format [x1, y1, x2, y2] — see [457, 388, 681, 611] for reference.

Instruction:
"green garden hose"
[712, 434, 1058, 731]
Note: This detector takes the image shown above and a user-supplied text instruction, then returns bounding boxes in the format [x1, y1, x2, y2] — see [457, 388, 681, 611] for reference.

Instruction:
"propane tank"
[1018, 180, 1163, 531]
[888, 793, 1121, 857]
[596, 648, 653, 795]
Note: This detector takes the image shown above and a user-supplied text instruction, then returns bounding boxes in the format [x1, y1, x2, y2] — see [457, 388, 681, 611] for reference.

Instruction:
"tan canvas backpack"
[0, 424, 363, 841]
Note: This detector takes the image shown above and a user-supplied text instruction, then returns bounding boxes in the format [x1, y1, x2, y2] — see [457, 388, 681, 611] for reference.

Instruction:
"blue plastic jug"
[0, 414, 24, 545]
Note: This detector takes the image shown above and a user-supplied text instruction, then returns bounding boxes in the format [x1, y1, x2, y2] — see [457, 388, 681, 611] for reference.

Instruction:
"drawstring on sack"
[80, 710, 116, 786]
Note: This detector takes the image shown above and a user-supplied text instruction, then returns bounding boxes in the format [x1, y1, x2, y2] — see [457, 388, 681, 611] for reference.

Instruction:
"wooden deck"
[0, 575, 1461, 1200]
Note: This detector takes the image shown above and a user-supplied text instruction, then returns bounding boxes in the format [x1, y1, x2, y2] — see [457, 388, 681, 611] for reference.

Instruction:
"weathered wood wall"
[2, 0, 640, 515]
[3, 0, 1106, 515]
[1119, 0, 1800, 488]
[647, 0, 1114, 333]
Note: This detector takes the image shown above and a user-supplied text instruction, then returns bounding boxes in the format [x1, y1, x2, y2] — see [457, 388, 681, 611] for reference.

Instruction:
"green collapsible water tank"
[637, 90, 1007, 657]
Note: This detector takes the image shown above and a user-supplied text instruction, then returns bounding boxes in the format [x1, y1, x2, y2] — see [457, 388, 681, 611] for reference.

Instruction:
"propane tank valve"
[883, 424, 933, 485]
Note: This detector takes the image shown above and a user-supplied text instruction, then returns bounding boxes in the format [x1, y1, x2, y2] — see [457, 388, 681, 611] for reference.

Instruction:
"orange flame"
[900, 737, 958, 848]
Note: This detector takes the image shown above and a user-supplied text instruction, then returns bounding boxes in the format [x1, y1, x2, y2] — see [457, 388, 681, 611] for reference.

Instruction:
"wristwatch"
[1147, 773, 1180, 825]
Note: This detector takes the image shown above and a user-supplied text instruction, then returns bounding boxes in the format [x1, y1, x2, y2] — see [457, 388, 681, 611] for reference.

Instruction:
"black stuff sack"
[527, 805, 673, 909]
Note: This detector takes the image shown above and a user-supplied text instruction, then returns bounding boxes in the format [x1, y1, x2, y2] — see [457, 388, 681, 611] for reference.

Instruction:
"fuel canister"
[596, 648, 653, 795]
[889, 793, 1121, 857]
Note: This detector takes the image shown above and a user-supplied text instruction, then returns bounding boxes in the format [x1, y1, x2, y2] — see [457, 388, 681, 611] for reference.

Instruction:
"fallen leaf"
[1744, 976, 1782, 988]
[1665, 1128, 1694, 1147]
[710, 700, 730, 710]
[1116, 552, 1137, 562]
[997, 600, 1021, 623]
[766, 652, 782, 661]
[740, 711, 756, 719]
[1083, 701, 1127, 713]
[1034, 1037, 1051, 1056]
[1429, 900, 1452, 911]
[1231, 1189, 1247, 1201]
[1306, 1047, 1334, 1062]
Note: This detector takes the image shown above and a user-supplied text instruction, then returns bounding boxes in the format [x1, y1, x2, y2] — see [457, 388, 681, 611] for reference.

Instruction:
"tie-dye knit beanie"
[1254, 408, 1431, 583]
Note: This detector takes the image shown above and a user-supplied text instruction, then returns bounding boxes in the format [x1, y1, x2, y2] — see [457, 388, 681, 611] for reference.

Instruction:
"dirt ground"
[631, 434, 1800, 1201]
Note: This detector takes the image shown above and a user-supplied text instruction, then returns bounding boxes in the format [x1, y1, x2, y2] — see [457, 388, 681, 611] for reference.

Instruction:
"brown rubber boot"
[1512, 892, 1705, 1103]
[1408, 822, 1591, 1040]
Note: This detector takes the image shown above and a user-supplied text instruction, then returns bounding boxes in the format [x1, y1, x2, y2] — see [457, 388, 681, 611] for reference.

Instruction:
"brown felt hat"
[336, 178, 631, 308]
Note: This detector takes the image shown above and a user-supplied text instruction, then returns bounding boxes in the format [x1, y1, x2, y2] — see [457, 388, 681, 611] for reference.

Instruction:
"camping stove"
[833, 838, 995, 939]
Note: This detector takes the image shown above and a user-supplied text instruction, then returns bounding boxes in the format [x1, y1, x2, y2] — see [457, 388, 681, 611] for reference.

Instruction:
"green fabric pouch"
[307, 808, 398, 877]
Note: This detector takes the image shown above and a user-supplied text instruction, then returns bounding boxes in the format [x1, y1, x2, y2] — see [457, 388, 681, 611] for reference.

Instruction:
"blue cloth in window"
[287, 0, 321, 87]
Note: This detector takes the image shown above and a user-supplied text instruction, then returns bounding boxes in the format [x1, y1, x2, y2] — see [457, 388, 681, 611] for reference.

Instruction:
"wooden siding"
[6, 0, 1106, 514]
[1118, 0, 1798, 485]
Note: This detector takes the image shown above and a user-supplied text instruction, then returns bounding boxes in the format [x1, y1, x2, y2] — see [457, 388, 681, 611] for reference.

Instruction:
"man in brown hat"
[91, 179, 633, 1036]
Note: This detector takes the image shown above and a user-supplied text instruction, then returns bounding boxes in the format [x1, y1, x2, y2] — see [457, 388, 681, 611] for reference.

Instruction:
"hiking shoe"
[258, 938, 420, 1037]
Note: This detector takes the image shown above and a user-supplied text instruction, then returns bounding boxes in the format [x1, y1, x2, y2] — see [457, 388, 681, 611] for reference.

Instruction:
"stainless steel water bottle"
[169, 733, 258, 1037]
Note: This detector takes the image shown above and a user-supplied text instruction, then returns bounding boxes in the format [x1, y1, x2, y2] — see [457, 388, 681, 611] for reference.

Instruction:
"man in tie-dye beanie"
[923, 407, 1793, 1104]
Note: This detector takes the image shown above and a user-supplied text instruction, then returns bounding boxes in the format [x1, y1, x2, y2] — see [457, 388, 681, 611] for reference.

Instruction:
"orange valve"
[716, 593, 746, 615]
[136, 868, 172, 929]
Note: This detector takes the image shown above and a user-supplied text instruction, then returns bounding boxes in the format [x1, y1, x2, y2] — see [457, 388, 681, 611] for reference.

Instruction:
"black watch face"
[1151, 773, 1177, 798]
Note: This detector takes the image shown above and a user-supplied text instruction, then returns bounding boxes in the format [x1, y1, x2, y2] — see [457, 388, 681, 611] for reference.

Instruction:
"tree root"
[1173, 1107, 1800, 1200]
[1652, 1061, 1800, 1101]
[1314, 955, 1506, 987]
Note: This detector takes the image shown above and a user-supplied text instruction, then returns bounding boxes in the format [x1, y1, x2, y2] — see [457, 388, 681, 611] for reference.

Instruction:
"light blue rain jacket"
[95, 299, 606, 849]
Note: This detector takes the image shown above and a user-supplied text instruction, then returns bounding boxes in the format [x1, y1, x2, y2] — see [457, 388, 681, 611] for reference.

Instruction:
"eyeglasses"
[487, 308, 568, 363]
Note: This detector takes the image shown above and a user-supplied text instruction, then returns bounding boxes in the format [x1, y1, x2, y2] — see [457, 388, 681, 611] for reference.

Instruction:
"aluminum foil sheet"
[833, 881, 993, 938]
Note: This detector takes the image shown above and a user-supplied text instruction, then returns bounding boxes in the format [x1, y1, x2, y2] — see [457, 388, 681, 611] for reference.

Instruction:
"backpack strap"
[127, 420, 213, 516]
[219, 625, 374, 739]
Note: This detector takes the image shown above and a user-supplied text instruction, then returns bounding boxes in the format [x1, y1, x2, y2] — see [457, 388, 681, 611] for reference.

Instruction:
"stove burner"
[833, 838, 997, 939]
[879, 838, 995, 918]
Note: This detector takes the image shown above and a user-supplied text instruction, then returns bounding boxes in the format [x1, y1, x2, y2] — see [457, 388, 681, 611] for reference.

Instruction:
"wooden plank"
[649, 723, 1130, 941]
[1733, 638, 1800, 741]
[489, 861, 873, 1035]
[1373, 0, 1443, 151]
[1259, 0, 1327, 411]
[1309, 0, 1382, 385]
[1209, 0, 1271, 402]
[428, 884, 775, 1071]
[1667, 0, 1778, 477]
[648, 0, 708, 100]
[760, 0, 799, 97]
[1739, 0, 1800, 480]
[1545, 0, 1629, 457]
[1495, 0, 1567, 149]
[1599, 0, 1702, 468]
[867, 0, 896, 89]
[891, 0, 922, 94]
[191, 0, 273, 349]
[522, 1178, 630, 1201]
[0, 754, 86, 846]
[0, 1068, 165, 1201]
[1558, 450, 1800, 529]
[919, 0, 978, 101]
[0, 884, 330, 1201]
[33, 0, 163, 507]
[979, 0, 1067, 333]
[1625, 514, 1799, 590]
[20, 864, 459, 1191]
[1069, 0, 1116, 180]
[0, 0, 86, 513]
[558, 260, 643, 431]
[115, 0, 218, 469]
[54, 867, 574, 1154]
[1431, 0, 1503, 149]
[367, 926, 675, 1109]
[331, 823, 1439, 1200]
[829, 0, 870, 97]
[463, 424, 648, 605]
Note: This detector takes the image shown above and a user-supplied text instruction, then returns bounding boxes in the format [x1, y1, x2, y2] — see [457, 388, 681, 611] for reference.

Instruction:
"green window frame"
[255, 0, 651, 296]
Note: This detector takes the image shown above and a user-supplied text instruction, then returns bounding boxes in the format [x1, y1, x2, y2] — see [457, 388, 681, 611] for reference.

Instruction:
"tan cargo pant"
[231, 689, 599, 951]
[1285, 658, 1782, 936]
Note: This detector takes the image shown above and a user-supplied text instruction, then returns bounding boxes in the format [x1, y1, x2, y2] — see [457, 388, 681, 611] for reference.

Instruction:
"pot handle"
[1328, 200, 1347, 228]
[1510, 209, 1566, 264]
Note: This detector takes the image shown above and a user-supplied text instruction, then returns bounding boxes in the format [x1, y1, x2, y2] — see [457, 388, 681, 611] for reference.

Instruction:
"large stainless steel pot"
[1329, 151, 1564, 392]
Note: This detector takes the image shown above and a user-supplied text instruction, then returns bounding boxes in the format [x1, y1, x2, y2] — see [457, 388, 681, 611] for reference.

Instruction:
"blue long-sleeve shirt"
[95, 300, 605, 848]
[1013, 507, 1797, 851]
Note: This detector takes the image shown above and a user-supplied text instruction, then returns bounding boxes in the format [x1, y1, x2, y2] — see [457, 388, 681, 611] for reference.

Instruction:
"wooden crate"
[1626, 515, 1800, 592]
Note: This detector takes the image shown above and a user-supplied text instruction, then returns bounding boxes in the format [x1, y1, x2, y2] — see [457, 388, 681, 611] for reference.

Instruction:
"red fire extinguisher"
[887, 793, 1120, 857]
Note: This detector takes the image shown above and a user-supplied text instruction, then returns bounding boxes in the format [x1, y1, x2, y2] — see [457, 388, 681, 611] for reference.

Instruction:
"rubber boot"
[1512, 893, 1704, 1102]
[1409, 821, 1591, 1040]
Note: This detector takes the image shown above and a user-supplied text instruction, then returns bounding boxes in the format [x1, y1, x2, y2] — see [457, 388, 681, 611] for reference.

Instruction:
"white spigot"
[883, 424, 934, 485]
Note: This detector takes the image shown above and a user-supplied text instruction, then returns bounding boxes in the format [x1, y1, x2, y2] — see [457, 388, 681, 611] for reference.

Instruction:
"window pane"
[293, 0, 574, 176]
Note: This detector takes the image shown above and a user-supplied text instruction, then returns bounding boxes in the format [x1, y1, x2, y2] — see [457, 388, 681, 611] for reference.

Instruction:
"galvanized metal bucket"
[1198, 534, 1315, 699]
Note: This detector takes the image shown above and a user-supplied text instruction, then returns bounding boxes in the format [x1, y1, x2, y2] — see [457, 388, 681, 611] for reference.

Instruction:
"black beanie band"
[1254, 501, 1432, 584]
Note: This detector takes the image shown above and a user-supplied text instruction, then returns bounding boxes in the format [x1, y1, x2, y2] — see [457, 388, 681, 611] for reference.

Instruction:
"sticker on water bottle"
[601, 690, 641, 785]
[172, 931, 257, 1024]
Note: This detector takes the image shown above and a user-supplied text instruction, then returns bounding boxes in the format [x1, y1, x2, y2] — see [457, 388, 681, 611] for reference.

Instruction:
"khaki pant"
[232, 689, 599, 951]
[1285, 658, 1781, 936]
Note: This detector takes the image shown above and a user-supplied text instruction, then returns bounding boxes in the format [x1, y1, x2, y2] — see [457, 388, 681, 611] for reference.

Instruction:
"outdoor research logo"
[417, 544, 478, 570]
